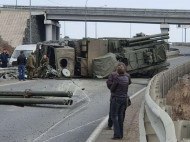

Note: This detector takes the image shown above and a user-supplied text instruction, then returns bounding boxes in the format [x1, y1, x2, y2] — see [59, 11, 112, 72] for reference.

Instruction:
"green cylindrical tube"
[125, 41, 165, 50]
[128, 36, 169, 46]
[26, 90, 73, 98]
[0, 98, 73, 105]
[126, 33, 169, 43]
[0, 90, 73, 98]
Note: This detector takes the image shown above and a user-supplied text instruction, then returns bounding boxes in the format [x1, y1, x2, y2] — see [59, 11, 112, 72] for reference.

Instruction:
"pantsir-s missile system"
[93, 33, 169, 77]
[34, 33, 169, 78]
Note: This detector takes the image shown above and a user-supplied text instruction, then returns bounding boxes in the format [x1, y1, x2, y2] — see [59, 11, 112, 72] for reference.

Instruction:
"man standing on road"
[106, 62, 131, 129]
[17, 51, 26, 81]
[26, 52, 35, 79]
[0, 49, 9, 68]
[110, 65, 130, 139]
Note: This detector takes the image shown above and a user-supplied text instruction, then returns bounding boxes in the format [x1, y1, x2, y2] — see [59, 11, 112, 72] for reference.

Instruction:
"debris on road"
[0, 67, 18, 80]
[36, 64, 59, 78]
[0, 98, 73, 106]
[0, 89, 73, 106]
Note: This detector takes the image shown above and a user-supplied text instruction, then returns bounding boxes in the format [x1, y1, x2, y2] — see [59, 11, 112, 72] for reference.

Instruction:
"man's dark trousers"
[108, 101, 113, 128]
[1, 63, 7, 68]
[18, 65, 25, 80]
[111, 97, 126, 138]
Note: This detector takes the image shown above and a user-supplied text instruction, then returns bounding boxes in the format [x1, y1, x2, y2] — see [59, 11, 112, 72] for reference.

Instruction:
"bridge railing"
[145, 61, 190, 142]
[1, 5, 190, 15]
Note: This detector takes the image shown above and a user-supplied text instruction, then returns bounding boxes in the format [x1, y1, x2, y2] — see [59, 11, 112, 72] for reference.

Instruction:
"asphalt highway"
[0, 79, 147, 142]
[0, 47, 189, 142]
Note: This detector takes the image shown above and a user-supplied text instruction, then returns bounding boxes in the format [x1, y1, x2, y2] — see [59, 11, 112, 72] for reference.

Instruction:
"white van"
[9, 44, 37, 66]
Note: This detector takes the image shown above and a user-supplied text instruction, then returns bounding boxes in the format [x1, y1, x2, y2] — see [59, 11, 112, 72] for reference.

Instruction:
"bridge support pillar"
[44, 20, 61, 41]
[56, 27, 60, 40]
[160, 24, 169, 42]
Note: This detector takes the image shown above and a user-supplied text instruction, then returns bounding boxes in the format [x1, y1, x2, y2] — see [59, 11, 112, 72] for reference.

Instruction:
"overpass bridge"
[1, 5, 190, 41]
[2, 5, 190, 24]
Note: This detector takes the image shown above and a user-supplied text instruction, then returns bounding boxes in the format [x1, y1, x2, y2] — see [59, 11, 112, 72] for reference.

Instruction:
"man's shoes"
[19, 79, 21, 81]
[112, 137, 121, 140]
[23, 79, 26, 81]
[105, 127, 112, 130]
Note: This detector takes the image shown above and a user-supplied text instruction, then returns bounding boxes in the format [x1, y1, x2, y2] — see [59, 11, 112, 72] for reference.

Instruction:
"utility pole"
[95, 22, 97, 38]
[95, 5, 107, 38]
[85, 0, 89, 38]
[130, 23, 132, 38]
[29, 0, 32, 44]
[64, 21, 66, 37]
[182, 28, 183, 42]
[185, 28, 187, 43]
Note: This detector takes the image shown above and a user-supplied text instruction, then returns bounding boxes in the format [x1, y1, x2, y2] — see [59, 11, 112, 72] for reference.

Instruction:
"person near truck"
[26, 52, 35, 79]
[17, 51, 26, 81]
[106, 62, 131, 130]
[110, 65, 130, 140]
[0, 49, 10, 68]
[38, 55, 49, 78]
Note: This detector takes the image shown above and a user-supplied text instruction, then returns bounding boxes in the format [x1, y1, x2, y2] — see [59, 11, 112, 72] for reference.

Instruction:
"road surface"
[0, 47, 189, 142]
[0, 78, 147, 142]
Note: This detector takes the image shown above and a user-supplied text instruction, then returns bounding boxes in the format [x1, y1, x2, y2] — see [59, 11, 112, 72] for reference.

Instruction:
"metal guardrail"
[145, 76, 177, 142]
[145, 61, 190, 142]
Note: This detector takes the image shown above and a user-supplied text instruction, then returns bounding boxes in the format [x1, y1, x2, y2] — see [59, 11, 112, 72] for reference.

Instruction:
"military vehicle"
[34, 33, 169, 78]
[35, 39, 78, 78]
[93, 33, 169, 77]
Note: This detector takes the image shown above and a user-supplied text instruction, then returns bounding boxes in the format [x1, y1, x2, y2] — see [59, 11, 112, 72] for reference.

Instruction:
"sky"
[0, 0, 190, 42]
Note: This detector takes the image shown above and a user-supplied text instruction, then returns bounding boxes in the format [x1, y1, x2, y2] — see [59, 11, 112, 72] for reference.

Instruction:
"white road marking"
[130, 87, 146, 100]
[42, 117, 105, 142]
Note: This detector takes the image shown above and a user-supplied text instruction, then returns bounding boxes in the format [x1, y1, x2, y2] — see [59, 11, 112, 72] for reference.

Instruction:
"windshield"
[12, 50, 33, 58]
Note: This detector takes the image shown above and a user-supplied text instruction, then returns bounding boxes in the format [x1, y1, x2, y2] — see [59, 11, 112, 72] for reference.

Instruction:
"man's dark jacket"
[0, 53, 9, 64]
[110, 74, 130, 98]
[17, 54, 26, 65]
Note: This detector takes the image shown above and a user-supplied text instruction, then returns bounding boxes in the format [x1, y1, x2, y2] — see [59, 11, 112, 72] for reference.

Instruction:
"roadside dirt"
[166, 74, 190, 121]
[0, 36, 14, 54]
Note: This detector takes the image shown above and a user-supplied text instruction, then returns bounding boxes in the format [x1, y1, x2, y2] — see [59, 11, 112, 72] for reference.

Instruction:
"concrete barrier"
[145, 61, 190, 141]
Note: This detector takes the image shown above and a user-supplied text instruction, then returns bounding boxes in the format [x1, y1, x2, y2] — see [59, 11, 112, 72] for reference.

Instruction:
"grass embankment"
[166, 74, 190, 121]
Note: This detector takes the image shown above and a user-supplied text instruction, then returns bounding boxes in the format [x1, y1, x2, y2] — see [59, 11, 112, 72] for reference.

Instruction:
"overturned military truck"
[35, 33, 169, 78]
[35, 40, 76, 78]
[94, 33, 170, 77]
